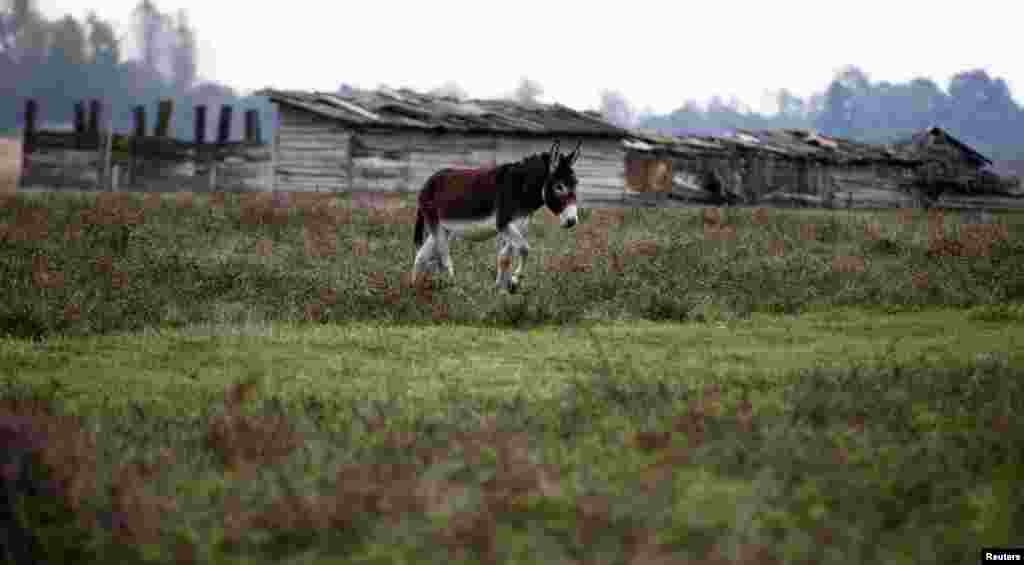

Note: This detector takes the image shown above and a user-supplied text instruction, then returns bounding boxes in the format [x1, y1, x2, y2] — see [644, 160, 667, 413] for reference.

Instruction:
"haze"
[36, 0, 1023, 115]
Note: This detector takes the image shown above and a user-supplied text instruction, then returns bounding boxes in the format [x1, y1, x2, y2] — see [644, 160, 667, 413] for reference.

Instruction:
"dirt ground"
[0, 138, 21, 193]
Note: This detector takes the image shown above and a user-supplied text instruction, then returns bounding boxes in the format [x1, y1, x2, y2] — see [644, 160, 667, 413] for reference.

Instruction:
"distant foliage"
[0, 0, 273, 142]
[429, 81, 469, 101]
[599, 90, 635, 128]
[634, 64, 1024, 177]
[510, 77, 544, 104]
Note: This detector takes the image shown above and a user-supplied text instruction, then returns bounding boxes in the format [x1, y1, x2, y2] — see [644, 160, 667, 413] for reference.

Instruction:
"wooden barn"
[890, 126, 999, 193]
[621, 128, 923, 206]
[622, 126, 1009, 207]
[257, 87, 630, 203]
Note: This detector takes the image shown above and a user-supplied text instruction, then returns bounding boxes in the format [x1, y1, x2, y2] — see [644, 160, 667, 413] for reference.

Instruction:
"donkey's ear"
[568, 140, 582, 165]
[548, 140, 561, 173]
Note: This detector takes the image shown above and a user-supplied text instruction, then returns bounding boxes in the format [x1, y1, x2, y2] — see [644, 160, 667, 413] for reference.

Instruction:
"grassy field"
[0, 138, 19, 195]
[1, 190, 1023, 564]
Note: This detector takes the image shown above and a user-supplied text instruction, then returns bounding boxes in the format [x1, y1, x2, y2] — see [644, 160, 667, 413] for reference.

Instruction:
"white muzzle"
[559, 203, 578, 228]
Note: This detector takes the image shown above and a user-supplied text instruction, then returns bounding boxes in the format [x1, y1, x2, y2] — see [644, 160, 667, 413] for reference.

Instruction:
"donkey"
[412, 140, 581, 293]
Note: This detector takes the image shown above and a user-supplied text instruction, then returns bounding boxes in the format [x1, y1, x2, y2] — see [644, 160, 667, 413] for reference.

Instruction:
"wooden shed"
[257, 87, 631, 203]
[890, 126, 996, 193]
[623, 128, 925, 207]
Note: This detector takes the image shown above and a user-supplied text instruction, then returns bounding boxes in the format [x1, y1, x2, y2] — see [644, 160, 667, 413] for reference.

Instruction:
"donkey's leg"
[499, 222, 530, 293]
[511, 218, 530, 284]
[412, 234, 438, 284]
[434, 228, 455, 280]
[493, 223, 528, 292]
[495, 239, 515, 291]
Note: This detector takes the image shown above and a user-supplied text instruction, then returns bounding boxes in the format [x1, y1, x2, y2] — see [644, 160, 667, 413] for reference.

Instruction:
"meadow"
[1, 187, 1023, 564]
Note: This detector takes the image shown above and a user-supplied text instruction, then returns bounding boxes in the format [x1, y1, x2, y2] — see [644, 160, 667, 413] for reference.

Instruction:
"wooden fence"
[18, 99, 272, 192]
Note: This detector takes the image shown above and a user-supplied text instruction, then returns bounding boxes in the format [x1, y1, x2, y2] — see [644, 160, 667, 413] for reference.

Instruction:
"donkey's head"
[542, 140, 581, 229]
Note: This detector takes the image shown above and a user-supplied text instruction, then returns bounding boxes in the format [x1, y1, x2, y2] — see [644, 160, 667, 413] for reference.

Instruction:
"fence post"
[244, 109, 261, 144]
[23, 99, 37, 176]
[214, 105, 232, 192]
[217, 105, 233, 145]
[131, 105, 146, 186]
[194, 105, 207, 146]
[194, 105, 207, 190]
[156, 99, 173, 138]
[271, 110, 278, 191]
[74, 100, 86, 150]
[88, 100, 101, 143]
[103, 102, 114, 191]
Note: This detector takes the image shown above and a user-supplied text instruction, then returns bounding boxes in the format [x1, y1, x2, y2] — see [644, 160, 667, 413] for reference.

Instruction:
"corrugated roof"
[257, 87, 630, 138]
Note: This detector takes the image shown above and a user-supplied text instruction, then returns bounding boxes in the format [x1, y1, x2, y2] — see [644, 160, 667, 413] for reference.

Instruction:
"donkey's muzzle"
[559, 203, 578, 229]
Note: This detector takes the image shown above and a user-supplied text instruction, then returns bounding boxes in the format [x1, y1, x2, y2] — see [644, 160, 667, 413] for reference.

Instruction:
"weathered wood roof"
[257, 87, 631, 138]
[890, 126, 993, 166]
[625, 128, 925, 166]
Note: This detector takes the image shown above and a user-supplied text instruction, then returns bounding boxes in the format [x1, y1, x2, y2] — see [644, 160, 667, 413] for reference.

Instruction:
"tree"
[948, 69, 1021, 148]
[86, 11, 120, 67]
[10, 3, 46, 68]
[598, 90, 635, 128]
[131, 0, 175, 80]
[776, 88, 805, 118]
[816, 79, 855, 136]
[49, 15, 86, 68]
[511, 77, 543, 104]
[170, 9, 196, 90]
[0, 0, 34, 51]
[430, 80, 468, 101]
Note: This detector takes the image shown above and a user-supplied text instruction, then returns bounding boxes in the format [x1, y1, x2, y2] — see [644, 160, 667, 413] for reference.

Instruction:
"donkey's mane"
[497, 152, 549, 175]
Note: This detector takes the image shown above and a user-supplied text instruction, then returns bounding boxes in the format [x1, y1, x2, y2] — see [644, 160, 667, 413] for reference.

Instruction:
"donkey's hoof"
[508, 280, 519, 294]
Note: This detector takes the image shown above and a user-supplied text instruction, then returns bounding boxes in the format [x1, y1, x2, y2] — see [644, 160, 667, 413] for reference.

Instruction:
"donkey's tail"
[414, 207, 425, 250]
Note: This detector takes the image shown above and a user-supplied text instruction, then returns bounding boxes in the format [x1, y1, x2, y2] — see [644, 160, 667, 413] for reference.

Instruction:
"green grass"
[1, 191, 1023, 564]
[1, 191, 1023, 338]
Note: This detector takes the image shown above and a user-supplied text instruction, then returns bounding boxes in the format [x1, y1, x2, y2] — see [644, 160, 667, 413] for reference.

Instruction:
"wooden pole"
[156, 99, 173, 138]
[194, 105, 207, 184]
[244, 109, 261, 144]
[103, 102, 114, 191]
[74, 100, 86, 149]
[131, 105, 146, 186]
[217, 105, 233, 145]
[88, 99, 101, 145]
[214, 105, 232, 192]
[194, 105, 207, 146]
[133, 105, 147, 137]
[271, 109, 279, 191]
[23, 99, 37, 171]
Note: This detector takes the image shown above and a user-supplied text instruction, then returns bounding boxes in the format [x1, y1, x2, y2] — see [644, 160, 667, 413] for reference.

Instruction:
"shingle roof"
[257, 87, 630, 138]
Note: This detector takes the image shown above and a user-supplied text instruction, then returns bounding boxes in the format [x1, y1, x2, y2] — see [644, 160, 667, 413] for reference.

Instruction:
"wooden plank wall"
[497, 137, 625, 203]
[274, 105, 351, 192]
[650, 148, 921, 205]
[345, 131, 627, 203]
[352, 130, 498, 193]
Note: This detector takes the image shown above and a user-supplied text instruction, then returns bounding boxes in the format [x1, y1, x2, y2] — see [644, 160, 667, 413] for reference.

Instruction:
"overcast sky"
[38, 0, 1023, 115]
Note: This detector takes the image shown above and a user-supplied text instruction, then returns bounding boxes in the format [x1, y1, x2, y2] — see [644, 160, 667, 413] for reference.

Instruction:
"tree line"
[602, 65, 1024, 176]
[3, 1, 1021, 175]
[0, 0, 273, 142]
